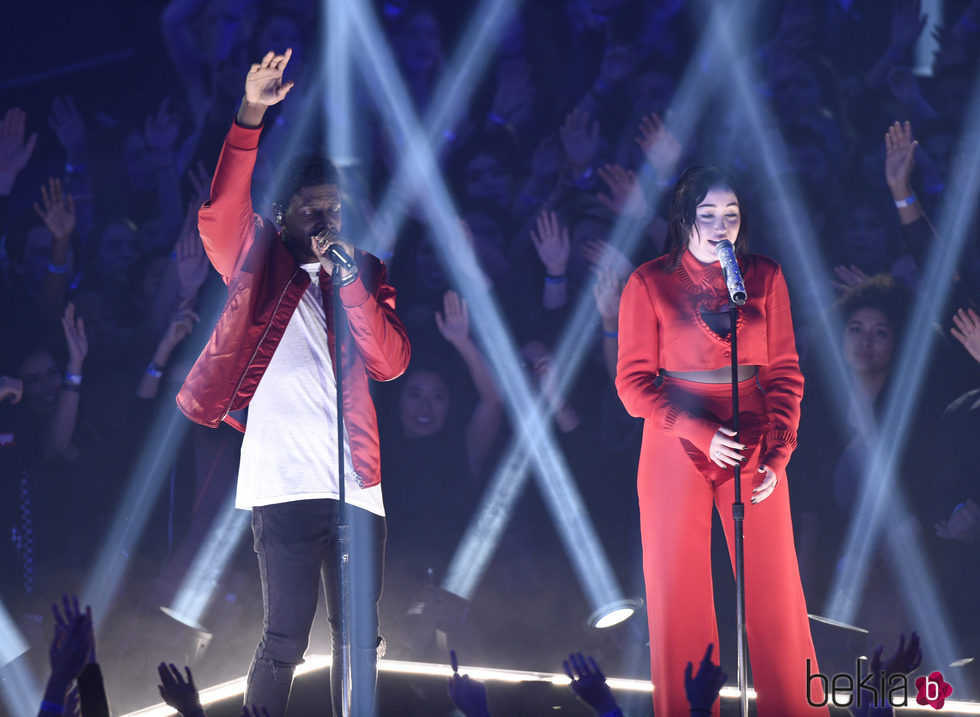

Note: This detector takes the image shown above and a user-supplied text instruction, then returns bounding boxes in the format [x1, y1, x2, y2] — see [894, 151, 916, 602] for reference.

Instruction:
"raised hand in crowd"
[594, 266, 626, 380]
[950, 307, 980, 364]
[832, 264, 870, 294]
[684, 643, 727, 716]
[176, 203, 211, 302]
[0, 376, 23, 404]
[41, 303, 88, 459]
[447, 650, 492, 717]
[597, 164, 648, 219]
[935, 498, 980, 544]
[563, 652, 622, 716]
[137, 302, 200, 400]
[530, 210, 570, 277]
[157, 663, 205, 717]
[0, 107, 38, 195]
[48, 96, 86, 164]
[35, 177, 77, 245]
[884, 122, 917, 202]
[524, 342, 580, 433]
[435, 289, 502, 478]
[238, 48, 295, 127]
[634, 113, 682, 180]
[40, 595, 94, 717]
[62, 302, 87, 379]
[560, 108, 600, 181]
[580, 238, 633, 281]
[851, 632, 922, 716]
[486, 59, 534, 132]
[530, 210, 570, 310]
[434, 289, 470, 348]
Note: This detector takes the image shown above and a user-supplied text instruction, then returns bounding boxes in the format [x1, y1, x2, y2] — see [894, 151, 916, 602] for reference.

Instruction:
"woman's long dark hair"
[664, 165, 749, 271]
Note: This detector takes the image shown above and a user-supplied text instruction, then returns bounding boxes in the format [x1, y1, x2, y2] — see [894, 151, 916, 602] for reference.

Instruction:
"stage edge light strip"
[120, 656, 980, 717]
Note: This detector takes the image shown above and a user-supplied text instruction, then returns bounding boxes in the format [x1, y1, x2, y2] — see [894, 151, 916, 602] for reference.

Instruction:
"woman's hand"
[708, 426, 745, 468]
[753, 464, 778, 504]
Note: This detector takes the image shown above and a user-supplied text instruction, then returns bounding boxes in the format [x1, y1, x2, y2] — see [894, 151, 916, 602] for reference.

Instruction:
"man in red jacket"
[176, 48, 410, 717]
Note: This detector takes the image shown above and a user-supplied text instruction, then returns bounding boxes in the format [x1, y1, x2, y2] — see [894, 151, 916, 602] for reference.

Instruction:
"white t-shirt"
[236, 263, 385, 516]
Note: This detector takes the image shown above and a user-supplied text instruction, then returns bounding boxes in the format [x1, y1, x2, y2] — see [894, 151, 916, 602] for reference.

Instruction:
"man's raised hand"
[238, 49, 295, 127]
[245, 49, 294, 107]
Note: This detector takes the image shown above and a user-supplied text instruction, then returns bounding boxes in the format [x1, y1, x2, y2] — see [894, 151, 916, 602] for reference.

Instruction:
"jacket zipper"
[221, 267, 303, 422]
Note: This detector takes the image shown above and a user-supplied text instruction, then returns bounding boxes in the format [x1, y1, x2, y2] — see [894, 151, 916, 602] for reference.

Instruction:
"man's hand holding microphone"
[312, 227, 358, 285]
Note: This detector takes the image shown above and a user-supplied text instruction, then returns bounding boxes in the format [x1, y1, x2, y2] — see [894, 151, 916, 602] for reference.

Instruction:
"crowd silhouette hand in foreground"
[40, 595, 95, 717]
[684, 643, 727, 715]
[564, 652, 623, 716]
[851, 632, 922, 717]
[447, 650, 491, 717]
[157, 663, 205, 717]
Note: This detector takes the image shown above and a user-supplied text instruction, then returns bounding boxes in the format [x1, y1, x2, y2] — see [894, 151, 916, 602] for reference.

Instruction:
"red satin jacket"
[616, 249, 803, 475]
[176, 121, 410, 488]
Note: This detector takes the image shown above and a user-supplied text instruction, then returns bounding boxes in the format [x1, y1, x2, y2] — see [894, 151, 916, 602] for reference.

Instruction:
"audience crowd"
[2, 0, 978, 713]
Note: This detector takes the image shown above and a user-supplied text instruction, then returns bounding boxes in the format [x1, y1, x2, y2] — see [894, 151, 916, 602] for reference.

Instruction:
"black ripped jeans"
[245, 499, 386, 717]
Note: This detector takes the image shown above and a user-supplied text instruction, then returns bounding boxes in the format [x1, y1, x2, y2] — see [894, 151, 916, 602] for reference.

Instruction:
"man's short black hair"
[272, 153, 341, 209]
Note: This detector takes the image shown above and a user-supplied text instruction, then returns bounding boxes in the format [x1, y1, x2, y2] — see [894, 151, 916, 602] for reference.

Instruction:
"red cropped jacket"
[176, 121, 410, 488]
[615, 249, 803, 475]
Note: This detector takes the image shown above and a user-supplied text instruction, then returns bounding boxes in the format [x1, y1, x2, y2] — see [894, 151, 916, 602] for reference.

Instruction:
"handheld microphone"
[312, 227, 357, 272]
[715, 240, 747, 306]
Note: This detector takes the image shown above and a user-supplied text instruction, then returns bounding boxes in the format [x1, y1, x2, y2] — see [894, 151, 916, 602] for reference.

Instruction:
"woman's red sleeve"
[757, 264, 804, 475]
[615, 270, 719, 456]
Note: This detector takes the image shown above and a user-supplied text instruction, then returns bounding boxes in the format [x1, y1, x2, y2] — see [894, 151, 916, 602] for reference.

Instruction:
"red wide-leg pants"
[638, 377, 828, 716]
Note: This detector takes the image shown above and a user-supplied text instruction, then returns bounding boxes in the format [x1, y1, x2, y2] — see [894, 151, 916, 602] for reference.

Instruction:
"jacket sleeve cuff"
[339, 276, 371, 307]
[762, 429, 797, 475]
[228, 120, 262, 149]
[666, 407, 718, 456]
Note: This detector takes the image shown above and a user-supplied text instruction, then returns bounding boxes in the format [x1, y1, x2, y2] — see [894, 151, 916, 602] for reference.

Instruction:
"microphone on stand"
[715, 239, 747, 306]
[312, 227, 357, 272]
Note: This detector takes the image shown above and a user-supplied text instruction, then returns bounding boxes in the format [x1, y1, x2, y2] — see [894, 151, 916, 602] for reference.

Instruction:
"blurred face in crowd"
[569, 216, 610, 283]
[634, 69, 675, 117]
[124, 131, 157, 193]
[465, 153, 510, 208]
[687, 186, 741, 264]
[840, 204, 889, 273]
[96, 221, 142, 280]
[400, 370, 450, 437]
[395, 9, 441, 75]
[843, 306, 894, 378]
[281, 184, 342, 263]
[774, 60, 823, 119]
[19, 349, 61, 418]
[414, 237, 448, 292]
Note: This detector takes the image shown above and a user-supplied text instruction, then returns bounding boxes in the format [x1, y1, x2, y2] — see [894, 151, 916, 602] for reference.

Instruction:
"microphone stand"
[728, 300, 748, 717]
[332, 265, 353, 717]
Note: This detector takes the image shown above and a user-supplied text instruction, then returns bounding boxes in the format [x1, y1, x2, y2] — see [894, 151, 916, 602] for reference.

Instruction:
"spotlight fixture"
[587, 598, 643, 629]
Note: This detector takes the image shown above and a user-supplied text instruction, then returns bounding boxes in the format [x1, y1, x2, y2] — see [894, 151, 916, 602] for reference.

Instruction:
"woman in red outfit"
[616, 166, 827, 716]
